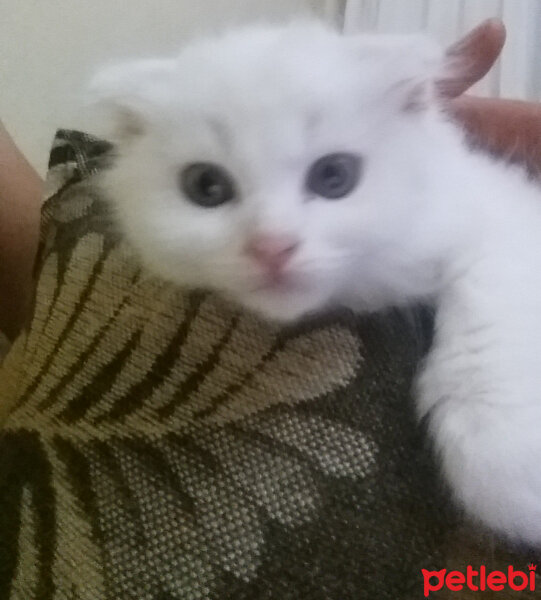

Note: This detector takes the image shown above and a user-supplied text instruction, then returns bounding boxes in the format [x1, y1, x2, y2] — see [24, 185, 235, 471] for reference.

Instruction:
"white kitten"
[89, 23, 541, 547]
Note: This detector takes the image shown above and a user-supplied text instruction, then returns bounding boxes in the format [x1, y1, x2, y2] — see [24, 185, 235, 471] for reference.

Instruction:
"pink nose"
[245, 234, 299, 272]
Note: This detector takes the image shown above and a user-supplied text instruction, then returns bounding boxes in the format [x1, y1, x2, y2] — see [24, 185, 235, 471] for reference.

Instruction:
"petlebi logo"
[422, 563, 537, 596]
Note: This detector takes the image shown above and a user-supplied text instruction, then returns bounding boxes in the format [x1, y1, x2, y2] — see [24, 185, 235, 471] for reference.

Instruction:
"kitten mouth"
[252, 272, 304, 294]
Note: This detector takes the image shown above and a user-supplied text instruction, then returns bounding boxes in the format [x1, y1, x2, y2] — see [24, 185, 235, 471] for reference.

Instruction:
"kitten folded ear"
[352, 33, 444, 113]
[351, 20, 504, 115]
[86, 59, 176, 142]
[384, 37, 443, 112]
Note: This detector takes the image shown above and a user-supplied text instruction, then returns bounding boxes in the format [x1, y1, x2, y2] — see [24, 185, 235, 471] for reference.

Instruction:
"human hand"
[443, 19, 541, 176]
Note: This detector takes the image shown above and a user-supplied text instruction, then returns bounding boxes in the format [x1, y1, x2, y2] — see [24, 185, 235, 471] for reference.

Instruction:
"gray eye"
[306, 153, 362, 199]
[180, 163, 236, 208]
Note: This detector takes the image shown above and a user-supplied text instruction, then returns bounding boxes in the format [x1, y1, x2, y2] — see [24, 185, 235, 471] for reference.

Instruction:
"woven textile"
[0, 131, 534, 599]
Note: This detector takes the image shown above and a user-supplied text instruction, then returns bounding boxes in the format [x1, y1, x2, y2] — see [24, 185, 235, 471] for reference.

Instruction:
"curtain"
[342, 0, 541, 100]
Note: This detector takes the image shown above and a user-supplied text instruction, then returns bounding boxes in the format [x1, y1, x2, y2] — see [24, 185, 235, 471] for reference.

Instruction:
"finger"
[450, 95, 541, 177]
[438, 19, 506, 98]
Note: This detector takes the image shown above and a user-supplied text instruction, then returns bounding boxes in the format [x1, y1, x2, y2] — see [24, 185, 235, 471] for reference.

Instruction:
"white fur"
[89, 23, 541, 546]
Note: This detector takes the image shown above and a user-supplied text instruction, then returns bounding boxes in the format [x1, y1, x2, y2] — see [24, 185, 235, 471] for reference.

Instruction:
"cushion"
[0, 130, 535, 599]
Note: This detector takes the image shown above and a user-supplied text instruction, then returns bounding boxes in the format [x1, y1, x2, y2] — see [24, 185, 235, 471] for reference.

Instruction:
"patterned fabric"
[0, 131, 534, 599]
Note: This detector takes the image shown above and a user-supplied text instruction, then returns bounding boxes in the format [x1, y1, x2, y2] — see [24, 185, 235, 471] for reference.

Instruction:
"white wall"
[0, 0, 340, 173]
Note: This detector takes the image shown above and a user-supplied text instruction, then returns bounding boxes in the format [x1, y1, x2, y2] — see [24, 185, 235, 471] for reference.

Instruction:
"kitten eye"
[180, 163, 236, 208]
[306, 153, 362, 199]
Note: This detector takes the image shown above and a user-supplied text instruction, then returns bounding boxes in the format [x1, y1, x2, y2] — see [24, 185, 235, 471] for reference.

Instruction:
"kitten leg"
[417, 255, 541, 546]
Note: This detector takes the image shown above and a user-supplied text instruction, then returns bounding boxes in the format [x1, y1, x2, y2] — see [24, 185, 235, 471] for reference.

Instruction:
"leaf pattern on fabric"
[0, 131, 478, 600]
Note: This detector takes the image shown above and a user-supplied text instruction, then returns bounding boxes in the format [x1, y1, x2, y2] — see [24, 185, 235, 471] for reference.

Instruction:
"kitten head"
[88, 22, 460, 321]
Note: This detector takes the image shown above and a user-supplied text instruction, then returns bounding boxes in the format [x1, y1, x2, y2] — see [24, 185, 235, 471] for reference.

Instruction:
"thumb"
[438, 19, 506, 98]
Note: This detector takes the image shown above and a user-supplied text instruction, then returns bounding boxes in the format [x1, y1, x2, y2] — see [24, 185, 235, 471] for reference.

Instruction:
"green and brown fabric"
[0, 131, 536, 599]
